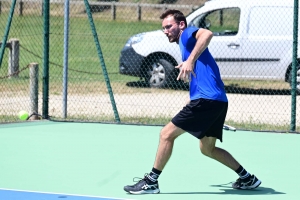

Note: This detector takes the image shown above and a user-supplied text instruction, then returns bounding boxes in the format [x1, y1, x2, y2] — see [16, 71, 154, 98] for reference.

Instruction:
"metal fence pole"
[42, 0, 50, 119]
[84, 0, 120, 123]
[62, 0, 70, 119]
[0, 0, 17, 70]
[291, 0, 299, 131]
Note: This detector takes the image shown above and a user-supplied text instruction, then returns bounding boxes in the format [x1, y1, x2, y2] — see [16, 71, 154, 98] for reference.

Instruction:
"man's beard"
[168, 30, 181, 43]
[168, 36, 177, 43]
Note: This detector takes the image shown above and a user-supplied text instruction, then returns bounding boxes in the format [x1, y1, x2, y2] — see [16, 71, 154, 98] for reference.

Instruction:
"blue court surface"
[0, 189, 127, 200]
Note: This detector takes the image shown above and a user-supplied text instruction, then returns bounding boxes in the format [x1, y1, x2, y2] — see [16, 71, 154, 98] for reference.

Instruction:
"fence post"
[137, 4, 141, 21]
[41, 1, 44, 16]
[190, 6, 194, 13]
[0, 1, 2, 15]
[111, 2, 116, 20]
[162, 3, 167, 12]
[8, 38, 19, 78]
[29, 63, 39, 120]
[20, 0, 23, 16]
[219, 10, 223, 26]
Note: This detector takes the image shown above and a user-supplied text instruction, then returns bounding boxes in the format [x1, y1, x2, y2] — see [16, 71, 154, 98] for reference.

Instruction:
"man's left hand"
[176, 61, 196, 82]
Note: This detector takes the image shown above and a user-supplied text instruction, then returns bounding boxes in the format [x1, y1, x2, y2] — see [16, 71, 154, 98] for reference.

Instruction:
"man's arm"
[176, 29, 213, 81]
[188, 28, 213, 64]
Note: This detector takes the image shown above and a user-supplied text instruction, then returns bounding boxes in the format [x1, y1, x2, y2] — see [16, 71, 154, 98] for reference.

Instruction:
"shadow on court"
[160, 180, 285, 195]
[160, 189, 284, 196]
[160, 186, 285, 195]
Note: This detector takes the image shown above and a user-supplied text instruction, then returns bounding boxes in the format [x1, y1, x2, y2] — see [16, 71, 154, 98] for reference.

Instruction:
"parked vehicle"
[119, 0, 300, 90]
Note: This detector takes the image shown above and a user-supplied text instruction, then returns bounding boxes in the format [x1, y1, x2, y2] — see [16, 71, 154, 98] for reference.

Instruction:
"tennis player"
[124, 9, 261, 194]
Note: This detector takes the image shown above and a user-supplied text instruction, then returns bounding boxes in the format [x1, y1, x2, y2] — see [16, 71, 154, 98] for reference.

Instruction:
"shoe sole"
[128, 189, 160, 194]
[237, 180, 261, 190]
[247, 180, 261, 189]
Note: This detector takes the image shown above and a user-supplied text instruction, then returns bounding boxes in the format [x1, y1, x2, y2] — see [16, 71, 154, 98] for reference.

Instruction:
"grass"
[0, 14, 161, 82]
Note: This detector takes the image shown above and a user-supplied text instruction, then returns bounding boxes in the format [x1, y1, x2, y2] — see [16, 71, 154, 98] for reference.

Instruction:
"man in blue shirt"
[124, 9, 261, 194]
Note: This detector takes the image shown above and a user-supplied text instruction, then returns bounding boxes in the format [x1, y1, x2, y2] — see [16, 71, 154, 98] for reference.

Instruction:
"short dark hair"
[160, 9, 187, 27]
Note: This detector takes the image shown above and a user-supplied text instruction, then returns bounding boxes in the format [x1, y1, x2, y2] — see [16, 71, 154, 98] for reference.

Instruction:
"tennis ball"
[18, 110, 29, 121]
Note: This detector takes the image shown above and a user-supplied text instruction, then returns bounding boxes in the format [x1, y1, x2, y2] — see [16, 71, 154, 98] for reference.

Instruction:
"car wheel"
[147, 59, 177, 88]
[288, 65, 300, 93]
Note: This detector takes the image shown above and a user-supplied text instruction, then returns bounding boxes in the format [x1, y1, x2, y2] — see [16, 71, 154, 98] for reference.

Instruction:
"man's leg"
[123, 122, 185, 194]
[153, 122, 185, 171]
[200, 136, 240, 170]
[145, 122, 185, 186]
[199, 136, 261, 190]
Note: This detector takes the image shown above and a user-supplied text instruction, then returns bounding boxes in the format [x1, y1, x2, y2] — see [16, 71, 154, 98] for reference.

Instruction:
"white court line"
[0, 188, 133, 200]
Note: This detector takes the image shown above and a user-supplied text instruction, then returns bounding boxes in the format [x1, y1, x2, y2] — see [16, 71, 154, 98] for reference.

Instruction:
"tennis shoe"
[232, 174, 261, 190]
[124, 175, 160, 194]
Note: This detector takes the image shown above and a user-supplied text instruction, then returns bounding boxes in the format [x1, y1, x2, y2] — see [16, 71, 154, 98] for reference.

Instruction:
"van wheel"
[288, 66, 300, 93]
[146, 59, 178, 88]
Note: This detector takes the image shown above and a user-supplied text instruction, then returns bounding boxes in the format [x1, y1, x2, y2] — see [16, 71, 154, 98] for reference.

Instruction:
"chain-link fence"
[0, 0, 299, 132]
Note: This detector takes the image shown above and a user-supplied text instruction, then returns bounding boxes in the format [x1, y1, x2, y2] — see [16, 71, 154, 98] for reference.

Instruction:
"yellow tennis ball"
[18, 110, 29, 120]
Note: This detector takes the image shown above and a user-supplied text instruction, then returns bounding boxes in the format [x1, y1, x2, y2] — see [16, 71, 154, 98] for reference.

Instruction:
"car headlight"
[125, 33, 145, 47]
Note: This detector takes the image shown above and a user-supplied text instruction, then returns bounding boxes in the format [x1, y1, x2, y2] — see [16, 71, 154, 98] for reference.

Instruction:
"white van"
[119, 0, 300, 90]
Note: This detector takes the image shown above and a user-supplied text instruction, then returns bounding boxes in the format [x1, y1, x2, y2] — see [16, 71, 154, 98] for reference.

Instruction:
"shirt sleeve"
[180, 27, 199, 48]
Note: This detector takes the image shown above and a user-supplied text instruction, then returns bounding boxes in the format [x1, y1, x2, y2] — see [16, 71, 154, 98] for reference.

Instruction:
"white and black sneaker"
[232, 174, 261, 190]
[124, 175, 160, 194]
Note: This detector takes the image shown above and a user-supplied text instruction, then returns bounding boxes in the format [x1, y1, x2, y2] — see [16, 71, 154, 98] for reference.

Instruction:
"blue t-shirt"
[179, 27, 228, 102]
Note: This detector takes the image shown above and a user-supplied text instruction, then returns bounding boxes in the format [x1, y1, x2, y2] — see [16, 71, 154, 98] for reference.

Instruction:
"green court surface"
[0, 121, 299, 200]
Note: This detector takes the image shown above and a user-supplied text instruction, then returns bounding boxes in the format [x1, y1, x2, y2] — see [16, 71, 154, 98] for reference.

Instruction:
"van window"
[189, 7, 240, 36]
[248, 7, 293, 36]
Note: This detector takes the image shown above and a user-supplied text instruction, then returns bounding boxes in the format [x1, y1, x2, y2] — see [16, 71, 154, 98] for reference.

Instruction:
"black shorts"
[171, 98, 228, 142]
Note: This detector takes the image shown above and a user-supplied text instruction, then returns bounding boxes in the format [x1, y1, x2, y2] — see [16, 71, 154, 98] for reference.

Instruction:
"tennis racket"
[223, 124, 236, 131]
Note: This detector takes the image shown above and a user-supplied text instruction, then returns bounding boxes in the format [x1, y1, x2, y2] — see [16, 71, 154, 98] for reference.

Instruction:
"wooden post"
[136, 4, 142, 21]
[162, 3, 167, 12]
[8, 39, 19, 78]
[0, 1, 2, 15]
[41, 2, 44, 16]
[20, 1, 23, 16]
[29, 63, 39, 120]
[111, 2, 116, 20]
[219, 10, 223, 26]
[137, 4, 141, 21]
[190, 6, 194, 13]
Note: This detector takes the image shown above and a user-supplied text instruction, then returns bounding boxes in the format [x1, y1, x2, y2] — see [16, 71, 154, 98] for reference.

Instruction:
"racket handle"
[223, 124, 236, 131]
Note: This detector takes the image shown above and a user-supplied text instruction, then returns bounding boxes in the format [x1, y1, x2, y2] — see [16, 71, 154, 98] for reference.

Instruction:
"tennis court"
[0, 121, 299, 200]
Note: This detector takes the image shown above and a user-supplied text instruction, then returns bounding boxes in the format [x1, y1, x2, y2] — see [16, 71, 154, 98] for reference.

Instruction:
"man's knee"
[160, 127, 176, 142]
[200, 136, 217, 157]
[200, 145, 215, 157]
[160, 123, 184, 142]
